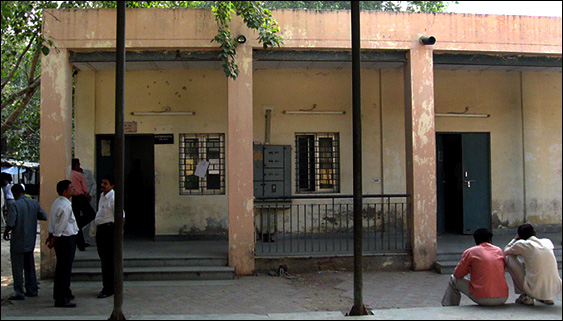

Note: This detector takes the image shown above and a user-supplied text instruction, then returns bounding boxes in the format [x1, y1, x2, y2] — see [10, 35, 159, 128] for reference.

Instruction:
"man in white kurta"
[504, 223, 562, 306]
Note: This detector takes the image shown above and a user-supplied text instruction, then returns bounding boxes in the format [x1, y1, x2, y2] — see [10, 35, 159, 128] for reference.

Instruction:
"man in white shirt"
[94, 175, 124, 299]
[504, 223, 562, 306]
[46, 180, 79, 308]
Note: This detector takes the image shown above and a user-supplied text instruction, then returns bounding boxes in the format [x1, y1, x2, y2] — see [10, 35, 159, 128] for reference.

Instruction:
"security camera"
[419, 36, 436, 45]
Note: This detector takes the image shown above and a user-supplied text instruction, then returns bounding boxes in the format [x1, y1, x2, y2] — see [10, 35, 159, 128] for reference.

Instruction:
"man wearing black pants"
[47, 180, 78, 308]
[71, 159, 96, 251]
[94, 175, 124, 298]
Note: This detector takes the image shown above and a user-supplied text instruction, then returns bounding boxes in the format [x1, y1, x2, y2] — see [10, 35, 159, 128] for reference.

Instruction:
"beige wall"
[74, 69, 229, 236]
[74, 67, 562, 235]
[434, 70, 562, 227]
[521, 72, 562, 225]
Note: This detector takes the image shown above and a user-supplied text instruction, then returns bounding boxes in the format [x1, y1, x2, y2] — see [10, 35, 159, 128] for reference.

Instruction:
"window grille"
[295, 133, 340, 193]
[179, 133, 225, 195]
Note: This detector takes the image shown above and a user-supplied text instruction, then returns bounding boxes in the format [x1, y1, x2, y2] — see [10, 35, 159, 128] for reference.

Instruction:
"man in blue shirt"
[3, 184, 47, 300]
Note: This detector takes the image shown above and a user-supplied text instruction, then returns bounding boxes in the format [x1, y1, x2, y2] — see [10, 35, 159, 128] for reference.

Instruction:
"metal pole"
[348, 1, 370, 316]
[111, 1, 126, 320]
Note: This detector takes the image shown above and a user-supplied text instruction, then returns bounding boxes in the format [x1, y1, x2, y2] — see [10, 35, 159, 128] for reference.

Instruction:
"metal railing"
[254, 194, 410, 256]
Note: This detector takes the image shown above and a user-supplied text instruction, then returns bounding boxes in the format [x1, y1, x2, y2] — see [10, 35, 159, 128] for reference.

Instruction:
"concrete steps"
[72, 255, 234, 282]
[434, 248, 562, 274]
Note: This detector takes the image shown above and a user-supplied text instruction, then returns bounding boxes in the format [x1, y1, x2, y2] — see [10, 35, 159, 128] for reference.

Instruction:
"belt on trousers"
[98, 222, 115, 227]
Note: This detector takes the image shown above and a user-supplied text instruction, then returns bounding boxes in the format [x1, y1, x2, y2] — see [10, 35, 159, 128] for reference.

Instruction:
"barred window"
[295, 133, 340, 193]
[179, 133, 225, 195]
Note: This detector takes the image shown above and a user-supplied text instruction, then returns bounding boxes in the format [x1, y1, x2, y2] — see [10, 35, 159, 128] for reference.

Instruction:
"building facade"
[40, 8, 562, 276]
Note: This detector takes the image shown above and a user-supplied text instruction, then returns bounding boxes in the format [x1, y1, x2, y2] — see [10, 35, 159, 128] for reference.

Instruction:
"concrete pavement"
[1, 232, 561, 320]
[1, 270, 561, 320]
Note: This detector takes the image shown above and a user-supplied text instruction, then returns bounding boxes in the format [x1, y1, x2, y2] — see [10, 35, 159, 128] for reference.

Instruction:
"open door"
[437, 133, 491, 234]
[96, 134, 155, 239]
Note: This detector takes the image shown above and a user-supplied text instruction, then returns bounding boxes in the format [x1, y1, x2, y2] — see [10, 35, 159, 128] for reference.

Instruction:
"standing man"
[70, 158, 96, 251]
[441, 228, 509, 306]
[81, 168, 97, 246]
[3, 184, 47, 300]
[504, 223, 562, 306]
[47, 180, 79, 308]
[1, 173, 16, 230]
[94, 175, 124, 299]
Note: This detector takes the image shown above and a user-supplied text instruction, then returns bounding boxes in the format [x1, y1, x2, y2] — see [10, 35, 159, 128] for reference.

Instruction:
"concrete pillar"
[227, 44, 255, 275]
[403, 47, 437, 270]
[39, 49, 74, 278]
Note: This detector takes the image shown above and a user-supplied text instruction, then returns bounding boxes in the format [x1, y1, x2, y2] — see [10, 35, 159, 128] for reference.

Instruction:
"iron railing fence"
[254, 194, 410, 256]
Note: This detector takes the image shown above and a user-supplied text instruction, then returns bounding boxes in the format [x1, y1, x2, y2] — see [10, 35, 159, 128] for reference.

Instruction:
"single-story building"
[40, 8, 562, 277]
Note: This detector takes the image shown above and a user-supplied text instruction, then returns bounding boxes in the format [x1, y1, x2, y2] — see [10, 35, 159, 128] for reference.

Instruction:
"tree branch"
[1, 34, 37, 92]
[0, 77, 41, 112]
[1, 84, 40, 136]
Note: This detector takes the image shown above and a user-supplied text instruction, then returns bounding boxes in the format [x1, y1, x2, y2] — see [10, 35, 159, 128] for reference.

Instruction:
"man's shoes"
[8, 294, 25, 301]
[537, 299, 554, 305]
[97, 292, 113, 299]
[515, 294, 534, 306]
[24, 292, 38, 297]
[54, 300, 76, 308]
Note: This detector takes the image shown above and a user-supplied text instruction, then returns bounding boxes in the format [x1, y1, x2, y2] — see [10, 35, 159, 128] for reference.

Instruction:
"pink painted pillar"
[227, 44, 255, 275]
[39, 49, 74, 278]
[403, 47, 437, 270]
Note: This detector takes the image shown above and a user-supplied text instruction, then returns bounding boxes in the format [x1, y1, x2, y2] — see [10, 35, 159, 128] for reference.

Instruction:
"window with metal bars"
[295, 133, 340, 193]
[179, 133, 225, 195]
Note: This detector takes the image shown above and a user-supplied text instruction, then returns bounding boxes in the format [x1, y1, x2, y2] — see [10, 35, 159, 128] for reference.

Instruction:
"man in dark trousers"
[47, 180, 79, 308]
[70, 158, 96, 251]
[94, 175, 124, 298]
[3, 184, 47, 300]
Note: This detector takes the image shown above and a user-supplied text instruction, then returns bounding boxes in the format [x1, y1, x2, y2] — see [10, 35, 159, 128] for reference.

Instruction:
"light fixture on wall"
[283, 104, 346, 115]
[131, 107, 195, 116]
[435, 106, 490, 118]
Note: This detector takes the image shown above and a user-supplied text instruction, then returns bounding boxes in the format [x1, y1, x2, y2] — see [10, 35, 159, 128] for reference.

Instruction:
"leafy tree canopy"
[1, 1, 453, 162]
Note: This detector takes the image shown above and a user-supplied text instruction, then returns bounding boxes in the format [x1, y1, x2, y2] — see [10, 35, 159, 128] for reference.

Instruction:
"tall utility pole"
[111, 1, 126, 320]
[348, 1, 371, 316]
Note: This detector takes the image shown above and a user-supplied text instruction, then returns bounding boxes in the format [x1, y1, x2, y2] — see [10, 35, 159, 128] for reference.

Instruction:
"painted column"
[227, 43, 255, 275]
[39, 49, 74, 278]
[403, 47, 437, 270]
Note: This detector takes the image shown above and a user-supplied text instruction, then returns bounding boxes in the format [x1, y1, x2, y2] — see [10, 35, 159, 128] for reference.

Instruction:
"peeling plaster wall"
[253, 69, 383, 195]
[87, 69, 229, 236]
[521, 72, 562, 225]
[434, 70, 562, 227]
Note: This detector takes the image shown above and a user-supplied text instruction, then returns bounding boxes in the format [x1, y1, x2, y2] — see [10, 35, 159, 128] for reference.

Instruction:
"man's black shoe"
[8, 295, 25, 301]
[97, 292, 113, 299]
[24, 292, 38, 297]
[54, 300, 76, 308]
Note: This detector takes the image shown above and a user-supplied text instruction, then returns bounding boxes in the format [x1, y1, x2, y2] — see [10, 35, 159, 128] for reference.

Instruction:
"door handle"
[464, 180, 475, 188]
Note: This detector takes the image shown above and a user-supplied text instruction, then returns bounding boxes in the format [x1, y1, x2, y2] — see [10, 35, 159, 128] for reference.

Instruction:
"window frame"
[179, 133, 226, 195]
[295, 132, 340, 194]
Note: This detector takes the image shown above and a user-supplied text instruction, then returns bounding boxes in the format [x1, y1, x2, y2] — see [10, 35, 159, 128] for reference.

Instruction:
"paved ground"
[1, 231, 561, 320]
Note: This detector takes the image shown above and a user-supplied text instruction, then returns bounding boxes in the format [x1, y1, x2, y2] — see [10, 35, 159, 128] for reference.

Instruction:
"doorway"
[437, 132, 491, 235]
[96, 134, 155, 239]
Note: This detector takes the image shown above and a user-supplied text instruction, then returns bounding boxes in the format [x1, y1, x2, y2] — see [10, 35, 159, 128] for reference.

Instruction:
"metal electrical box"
[253, 143, 291, 198]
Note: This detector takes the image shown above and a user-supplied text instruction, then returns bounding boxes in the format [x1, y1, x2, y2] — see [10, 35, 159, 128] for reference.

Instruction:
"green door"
[436, 132, 491, 235]
[461, 133, 491, 234]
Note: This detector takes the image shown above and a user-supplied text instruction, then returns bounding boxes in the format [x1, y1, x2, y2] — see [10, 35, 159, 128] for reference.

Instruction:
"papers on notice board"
[194, 160, 209, 178]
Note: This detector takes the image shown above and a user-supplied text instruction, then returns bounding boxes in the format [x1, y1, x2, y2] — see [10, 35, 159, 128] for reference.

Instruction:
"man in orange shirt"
[70, 158, 96, 251]
[441, 228, 509, 306]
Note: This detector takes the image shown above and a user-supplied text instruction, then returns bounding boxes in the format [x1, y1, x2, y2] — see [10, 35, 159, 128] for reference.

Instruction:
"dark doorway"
[437, 133, 491, 235]
[96, 134, 155, 239]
